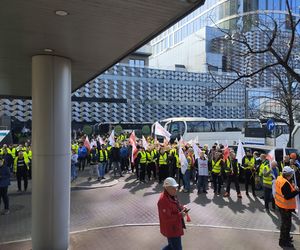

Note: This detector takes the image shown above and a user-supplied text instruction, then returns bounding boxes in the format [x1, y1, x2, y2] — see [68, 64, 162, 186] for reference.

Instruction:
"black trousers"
[147, 162, 156, 180]
[279, 208, 292, 242]
[0, 187, 9, 210]
[264, 187, 275, 210]
[245, 170, 256, 194]
[139, 163, 146, 182]
[120, 157, 129, 171]
[212, 172, 222, 193]
[17, 169, 28, 191]
[176, 168, 184, 189]
[159, 165, 169, 183]
[226, 174, 240, 194]
[78, 157, 87, 171]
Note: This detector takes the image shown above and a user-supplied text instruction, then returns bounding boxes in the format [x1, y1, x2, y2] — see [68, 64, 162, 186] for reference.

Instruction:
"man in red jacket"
[157, 177, 188, 250]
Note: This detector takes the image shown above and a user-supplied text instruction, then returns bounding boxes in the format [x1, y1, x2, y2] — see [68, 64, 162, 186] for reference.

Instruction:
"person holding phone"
[157, 177, 189, 250]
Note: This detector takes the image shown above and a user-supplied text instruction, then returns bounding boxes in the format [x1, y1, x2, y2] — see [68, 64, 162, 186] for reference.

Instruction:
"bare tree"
[207, 0, 300, 146]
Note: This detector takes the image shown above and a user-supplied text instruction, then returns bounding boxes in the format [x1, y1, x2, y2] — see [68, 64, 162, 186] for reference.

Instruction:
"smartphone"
[184, 208, 190, 213]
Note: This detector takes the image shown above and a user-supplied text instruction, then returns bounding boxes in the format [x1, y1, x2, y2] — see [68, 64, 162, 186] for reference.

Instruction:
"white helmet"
[163, 177, 178, 188]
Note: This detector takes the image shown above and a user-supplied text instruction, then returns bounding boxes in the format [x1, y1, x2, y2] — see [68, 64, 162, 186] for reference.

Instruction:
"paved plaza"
[0, 170, 299, 249]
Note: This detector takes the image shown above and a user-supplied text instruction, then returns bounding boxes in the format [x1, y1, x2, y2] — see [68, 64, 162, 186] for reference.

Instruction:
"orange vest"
[274, 175, 296, 210]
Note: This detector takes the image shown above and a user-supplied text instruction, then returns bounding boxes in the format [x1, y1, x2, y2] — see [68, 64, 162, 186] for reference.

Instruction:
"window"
[214, 121, 233, 132]
[246, 121, 261, 128]
[128, 59, 145, 67]
[169, 121, 185, 136]
[231, 121, 244, 131]
[186, 121, 212, 132]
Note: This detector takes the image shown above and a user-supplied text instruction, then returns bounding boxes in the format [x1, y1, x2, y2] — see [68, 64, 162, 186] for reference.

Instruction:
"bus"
[262, 122, 290, 148]
[152, 117, 264, 146]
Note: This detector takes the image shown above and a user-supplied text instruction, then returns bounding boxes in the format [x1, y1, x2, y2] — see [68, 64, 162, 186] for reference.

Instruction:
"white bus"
[153, 117, 264, 146]
[263, 122, 290, 148]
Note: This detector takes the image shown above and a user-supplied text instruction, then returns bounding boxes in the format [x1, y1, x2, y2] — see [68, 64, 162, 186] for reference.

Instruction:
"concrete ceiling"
[0, 0, 205, 98]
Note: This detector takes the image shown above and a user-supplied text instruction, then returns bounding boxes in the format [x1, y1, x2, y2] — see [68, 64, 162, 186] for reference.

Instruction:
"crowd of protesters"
[1, 131, 300, 218]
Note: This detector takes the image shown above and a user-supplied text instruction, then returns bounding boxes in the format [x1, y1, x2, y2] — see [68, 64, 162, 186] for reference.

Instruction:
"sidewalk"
[8, 167, 118, 195]
[2, 225, 299, 250]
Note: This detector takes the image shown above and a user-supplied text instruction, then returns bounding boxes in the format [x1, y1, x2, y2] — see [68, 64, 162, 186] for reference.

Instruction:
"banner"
[192, 143, 200, 159]
[154, 122, 171, 140]
[179, 147, 188, 175]
[108, 130, 115, 147]
[236, 140, 245, 164]
[142, 136, 149, 150]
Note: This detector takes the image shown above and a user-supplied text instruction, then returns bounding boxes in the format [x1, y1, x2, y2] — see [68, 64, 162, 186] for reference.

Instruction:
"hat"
[163, 177, 178, 188]
[283, 166, 294, 174]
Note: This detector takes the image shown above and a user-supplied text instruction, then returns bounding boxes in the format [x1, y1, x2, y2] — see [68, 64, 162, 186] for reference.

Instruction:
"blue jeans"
[71, 164, 77, 181]
[197, 175, 208, 192]
[163, 237, 182, 250]
[98, 162, 106, 177]
[183, 169, 191, 191]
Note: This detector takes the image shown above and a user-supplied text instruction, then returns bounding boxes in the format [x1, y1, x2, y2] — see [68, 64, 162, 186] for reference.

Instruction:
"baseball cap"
[163, 177, 178, 188]
[283, 166, 294, 174]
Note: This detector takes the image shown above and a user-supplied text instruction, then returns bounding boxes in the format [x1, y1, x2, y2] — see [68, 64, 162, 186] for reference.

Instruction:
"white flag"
[109, 130, 115, 146]
[154, 122, 171, 140]
[192, 143, 200, 159]
[97, 135, 105, 145]
[179, 147, 188, 175]
[283, 147, 286, 162]
[267, 149, 275, 162]
[142, 136, 149, 150]
[90, 139, 97, 148]
[236, 140, 245, 164]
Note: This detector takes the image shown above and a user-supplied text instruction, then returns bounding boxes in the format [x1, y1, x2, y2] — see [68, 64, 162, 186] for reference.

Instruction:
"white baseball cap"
[163, 177, 178, 188]
[283, 166, 294, 174]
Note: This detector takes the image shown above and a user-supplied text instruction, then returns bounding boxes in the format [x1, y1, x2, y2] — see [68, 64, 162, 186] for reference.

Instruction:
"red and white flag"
[223, 145, 230, 161]
[84, 136, 91, 152]
[97, 135, 105, 145]
[266, 149, 275, 162]
[129, 131, 138, 163]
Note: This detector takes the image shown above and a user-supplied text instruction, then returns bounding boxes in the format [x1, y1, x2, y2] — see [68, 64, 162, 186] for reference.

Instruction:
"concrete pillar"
[31, 55, 71, 250]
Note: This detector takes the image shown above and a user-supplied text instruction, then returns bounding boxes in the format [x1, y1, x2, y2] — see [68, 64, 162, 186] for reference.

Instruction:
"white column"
[31, 55, 71, 250]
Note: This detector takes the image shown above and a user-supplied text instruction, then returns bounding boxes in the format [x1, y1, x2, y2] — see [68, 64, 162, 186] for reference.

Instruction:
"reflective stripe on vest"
[139, 151, 147, 164]
[244, 157, 255, 170]
[159, 153, 168, 165]
[274, 175, 296, 209]
[212, 159, 222, 174]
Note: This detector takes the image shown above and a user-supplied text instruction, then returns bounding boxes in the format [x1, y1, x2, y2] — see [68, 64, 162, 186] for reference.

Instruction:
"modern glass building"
[151, 0, 300, 57]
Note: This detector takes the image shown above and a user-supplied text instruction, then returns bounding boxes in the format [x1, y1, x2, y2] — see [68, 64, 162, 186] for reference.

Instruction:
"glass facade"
[151, 0, 300, 56]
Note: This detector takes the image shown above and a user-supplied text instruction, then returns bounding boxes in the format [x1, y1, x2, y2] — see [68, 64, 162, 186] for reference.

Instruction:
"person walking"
[98, 146, 107, 181]
[183, 148, 193, 193]
[77, 142, 88, 171]
[14, 151, 29, 192]
[157, 177, 189, 250]
[158, 147, 169, 184]
[0, 157, 10, 215]
[111, 143, 122, 178]
[71, 148, 78, 182]
[274, 166, 299, 248]
[88, 145, 99, 181]
[196, 151, 208, 194]
[136, 146, 147, 183]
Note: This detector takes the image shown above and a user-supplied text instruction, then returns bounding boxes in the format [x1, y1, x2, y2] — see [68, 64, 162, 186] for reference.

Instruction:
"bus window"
[231, 121, 244, 131]
[214, 121, 233, 132]
[246, 121, 261, 128]
[186, 121, 212, 132]
[170, 121, 185, 136]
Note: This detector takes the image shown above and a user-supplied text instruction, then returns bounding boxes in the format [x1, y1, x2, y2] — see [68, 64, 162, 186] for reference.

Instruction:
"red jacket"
[157, 191, 184, 238]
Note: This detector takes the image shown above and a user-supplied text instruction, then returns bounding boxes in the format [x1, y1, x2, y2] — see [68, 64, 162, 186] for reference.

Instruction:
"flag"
[154, 122, 171, 140]
[90, 139, 97, 148]
[84, 136, 91, 152]
[283, 147, 286, 162]
[97, 135, 105, 145]
[294, 173, 300, 218]
[142, 136, 149, 150]
[192, 143, 200, 159]
[179, 147, 188, 175]
[223, 145, 230, 161]
[236, 140, 245, 164]
[108, 130, 115, 147]
[129, 131, 138, 163]
[266, 149, 275, 162]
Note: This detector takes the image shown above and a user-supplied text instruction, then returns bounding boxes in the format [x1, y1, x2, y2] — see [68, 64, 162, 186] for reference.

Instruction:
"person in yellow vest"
[158, 147, 169, 184]
[169, 145, 178, 178]
[224, 152, 242, 198]
[275, 166, 299, 248]
[263, 161, 279, 213]
[25, 146, 32, 179]
[98, 145, 107, 181]
[242, 150, 257, 197]
[183, 148, 194, 193]
[145, 145, 155, 181]
[211, 152, 224, 195]
[14, 151, 29, 192]
[136, 146, 147, 183]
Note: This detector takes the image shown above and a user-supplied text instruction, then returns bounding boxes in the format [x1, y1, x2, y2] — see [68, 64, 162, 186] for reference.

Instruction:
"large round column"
[31, 55, 71, 250]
